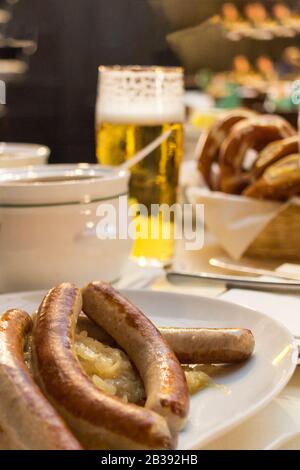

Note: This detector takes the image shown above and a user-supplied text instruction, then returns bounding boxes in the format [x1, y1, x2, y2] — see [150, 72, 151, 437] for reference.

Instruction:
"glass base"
[130, 214, 175, 267]
[130, 255, 172, 269]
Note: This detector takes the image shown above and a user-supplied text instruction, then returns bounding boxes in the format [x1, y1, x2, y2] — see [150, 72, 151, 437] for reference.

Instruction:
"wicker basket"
[246, 203, 300, 262]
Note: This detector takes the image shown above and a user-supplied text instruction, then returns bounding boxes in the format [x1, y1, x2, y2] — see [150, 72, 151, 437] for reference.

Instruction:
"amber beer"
[96, 66, 184, 265]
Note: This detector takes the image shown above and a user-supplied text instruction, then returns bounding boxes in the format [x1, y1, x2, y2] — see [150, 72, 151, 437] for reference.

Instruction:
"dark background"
[1, 0, 299, 164]
[1, 0, 173, 164]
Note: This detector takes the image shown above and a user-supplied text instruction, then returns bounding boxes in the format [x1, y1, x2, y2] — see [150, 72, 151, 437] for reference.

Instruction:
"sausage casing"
[32, 283, 175, 450]
[77, 315, 255, 364]
[0, 309, 82, 450]
[82, 281, 190, 434]
[159, 327, 254, 364]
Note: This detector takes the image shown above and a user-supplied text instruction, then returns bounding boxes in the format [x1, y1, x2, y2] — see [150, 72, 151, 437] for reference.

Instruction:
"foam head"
[96, 66, 185, 125]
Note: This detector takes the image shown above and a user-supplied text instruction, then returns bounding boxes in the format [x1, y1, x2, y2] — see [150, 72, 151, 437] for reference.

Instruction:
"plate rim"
[122, 289, 297, 449]
[0, 288, 297, 450]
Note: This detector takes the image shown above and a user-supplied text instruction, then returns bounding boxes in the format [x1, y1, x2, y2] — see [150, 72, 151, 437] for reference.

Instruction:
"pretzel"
[243, 154, 300, 201]
[254, 135, 299, 176]
[219, 116, 296, 194]
[196, 109, 256, 189]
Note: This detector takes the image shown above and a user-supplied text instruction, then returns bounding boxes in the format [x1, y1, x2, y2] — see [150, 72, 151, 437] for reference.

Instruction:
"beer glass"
[96, 66, 184, 265]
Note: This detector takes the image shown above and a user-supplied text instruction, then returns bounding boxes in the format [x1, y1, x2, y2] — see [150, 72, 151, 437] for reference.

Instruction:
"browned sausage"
[82, 281, 190, 434]
[77, 316, 255, 364]
[31, 283, 175, 450]
[159, 327, 255, 364]
[0, 309, 82, 450]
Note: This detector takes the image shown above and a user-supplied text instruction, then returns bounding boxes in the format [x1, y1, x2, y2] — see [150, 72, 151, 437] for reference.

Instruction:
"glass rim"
[98, 65, 183, 74]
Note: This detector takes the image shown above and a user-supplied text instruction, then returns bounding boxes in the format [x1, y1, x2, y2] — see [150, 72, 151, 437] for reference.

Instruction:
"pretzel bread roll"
[243, 154, 300, 201]
[77, 315, 255, 364]
[32, 284, 174, 450]
[0, 309, 81, 450]
[219, 116, 296, 194]
[254, 135, 299, 176]
[82, 282, 190, 434]
[196, 109, 256, 189]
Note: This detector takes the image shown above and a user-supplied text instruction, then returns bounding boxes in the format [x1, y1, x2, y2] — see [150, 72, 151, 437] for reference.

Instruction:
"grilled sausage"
[77, 315, 255, 364]
[82, 281, 190, 434]
[0, 309, 82, 450]
[31, 283, 175, 450]
[159, 327, 254, 364]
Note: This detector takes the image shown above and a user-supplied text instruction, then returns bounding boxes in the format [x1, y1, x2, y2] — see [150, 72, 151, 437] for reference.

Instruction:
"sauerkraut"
[75, 330, 211, 402]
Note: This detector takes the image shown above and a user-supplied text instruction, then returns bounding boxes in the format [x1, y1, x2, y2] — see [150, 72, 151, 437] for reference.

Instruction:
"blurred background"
[0, 0, 299, 164]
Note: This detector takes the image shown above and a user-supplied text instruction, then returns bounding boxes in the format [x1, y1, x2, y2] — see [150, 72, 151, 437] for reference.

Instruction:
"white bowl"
[0, 143, 50, 168]
[0, 164, 132, 292]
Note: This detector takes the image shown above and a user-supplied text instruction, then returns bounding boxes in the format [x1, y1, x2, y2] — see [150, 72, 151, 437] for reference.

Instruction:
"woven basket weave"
[246, 203, 300, 262]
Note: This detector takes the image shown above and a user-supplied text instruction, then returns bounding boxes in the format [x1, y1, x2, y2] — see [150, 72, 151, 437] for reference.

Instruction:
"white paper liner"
[187, 186, 296, 260]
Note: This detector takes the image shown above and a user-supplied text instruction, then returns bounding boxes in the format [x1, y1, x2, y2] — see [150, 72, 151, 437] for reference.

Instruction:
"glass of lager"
[96, 66, 184, 266]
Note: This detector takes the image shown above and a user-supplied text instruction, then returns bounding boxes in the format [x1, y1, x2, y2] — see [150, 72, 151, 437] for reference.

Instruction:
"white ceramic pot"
[0, 143, 50, 168]
[0, 164, 132, 292]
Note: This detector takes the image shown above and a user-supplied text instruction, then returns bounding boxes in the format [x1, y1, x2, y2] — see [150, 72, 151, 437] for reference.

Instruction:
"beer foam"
[96, 67, 185, 124]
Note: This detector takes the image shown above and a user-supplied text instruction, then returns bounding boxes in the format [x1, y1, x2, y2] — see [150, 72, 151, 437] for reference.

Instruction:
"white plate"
[0, 289, 297, 450]
[0, 143, 50, 168]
